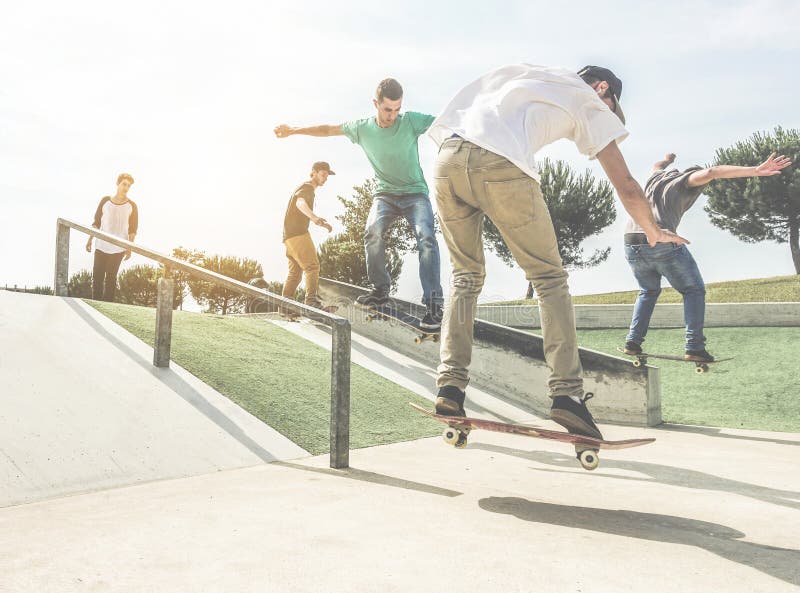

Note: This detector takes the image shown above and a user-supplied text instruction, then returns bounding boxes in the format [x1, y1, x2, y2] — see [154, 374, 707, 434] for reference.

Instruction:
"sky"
[1, 0, 797, 305]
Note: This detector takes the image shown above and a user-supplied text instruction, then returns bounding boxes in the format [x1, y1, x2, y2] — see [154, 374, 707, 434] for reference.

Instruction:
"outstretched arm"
[686, 152, 792, 187]
[596, 142, 689, 247]
[295, 198, 332, 232]
[274, 124, 344, 138]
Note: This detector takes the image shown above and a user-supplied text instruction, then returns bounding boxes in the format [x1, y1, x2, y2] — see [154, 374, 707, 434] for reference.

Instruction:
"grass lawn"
[576, 327, 800, 432]
[495, 275, 800, 305]
[86, 301, 439, 455]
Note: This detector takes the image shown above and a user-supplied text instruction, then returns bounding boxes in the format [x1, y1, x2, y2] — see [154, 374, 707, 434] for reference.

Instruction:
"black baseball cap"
[312, 161, 335, 175]
[577, 65, 625, 124]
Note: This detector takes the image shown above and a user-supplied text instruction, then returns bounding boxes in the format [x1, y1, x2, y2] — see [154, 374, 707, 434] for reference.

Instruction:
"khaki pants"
[434, 137, 583, 398]
[283, 232, 321, 306]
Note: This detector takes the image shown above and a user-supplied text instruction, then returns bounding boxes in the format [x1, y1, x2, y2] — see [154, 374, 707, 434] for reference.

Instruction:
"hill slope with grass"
[87, 301, 439, 454]
[495, 275, 799, 305]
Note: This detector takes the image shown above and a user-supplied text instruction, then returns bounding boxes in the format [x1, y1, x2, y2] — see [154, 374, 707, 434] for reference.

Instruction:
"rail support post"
[329, 319, 351, 468]
[154, 276, 175, 368]
[54, 222, 70, 296]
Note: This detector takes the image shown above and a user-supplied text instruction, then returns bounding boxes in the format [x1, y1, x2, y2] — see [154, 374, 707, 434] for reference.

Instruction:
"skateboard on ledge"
[616, 348, 733, 374]
[356, 303, 440, 344]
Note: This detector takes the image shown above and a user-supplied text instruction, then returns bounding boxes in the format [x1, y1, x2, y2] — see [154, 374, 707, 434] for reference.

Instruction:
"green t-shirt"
[341, 111, 435, 196]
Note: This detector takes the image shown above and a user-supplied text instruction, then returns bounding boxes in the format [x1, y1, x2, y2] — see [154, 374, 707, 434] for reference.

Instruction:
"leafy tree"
[483, 159, 616, 297]
[318, 178, 416, 292]
[117, 264, 162, 307]
[67, 269, 93, 298]
[703, 127, 800, 273]
[188, 255, 263, 314]
[171, 247, 206, 310]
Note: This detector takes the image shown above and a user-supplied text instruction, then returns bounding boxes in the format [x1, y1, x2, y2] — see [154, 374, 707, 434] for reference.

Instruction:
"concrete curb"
[477, 302, 800, 329]
[319, 278, 661, 427]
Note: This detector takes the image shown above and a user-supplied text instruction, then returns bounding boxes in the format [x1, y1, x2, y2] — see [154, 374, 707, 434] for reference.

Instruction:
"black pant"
[92, 250, 125, 301]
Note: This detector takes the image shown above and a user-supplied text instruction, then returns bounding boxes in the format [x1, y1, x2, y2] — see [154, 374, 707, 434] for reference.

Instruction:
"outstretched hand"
[755, 153, 792, 176]
[647, 228, 689, 247]
[274, 124, 293, 138]
[316, 217, 333, 232]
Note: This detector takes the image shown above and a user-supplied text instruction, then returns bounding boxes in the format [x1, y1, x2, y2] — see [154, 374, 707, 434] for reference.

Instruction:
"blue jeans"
[625, 242, 707, 351]
[364, 193, 443, 305]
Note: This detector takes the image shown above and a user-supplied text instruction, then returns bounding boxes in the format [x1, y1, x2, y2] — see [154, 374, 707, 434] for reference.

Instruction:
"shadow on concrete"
[660, 424, 800, 447]
[479, 496, 800, 587]
[64, 298, 286, 463]
[470, 443, 800, 511]
[275, 462, 462, 498]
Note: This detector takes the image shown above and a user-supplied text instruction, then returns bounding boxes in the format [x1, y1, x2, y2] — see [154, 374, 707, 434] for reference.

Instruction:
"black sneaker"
[624, 341, 642, 355]
[685, 349, 714, 362]
[355, 288, 390, 308]
[549, 393, 603, 440]
[419, 303, 443, 331]
[435, 385, 466, 417]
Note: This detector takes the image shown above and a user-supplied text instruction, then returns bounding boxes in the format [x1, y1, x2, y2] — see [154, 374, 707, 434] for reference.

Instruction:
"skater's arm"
[87, 197, 109, 251]
[596, 142, 689, 247]
[649, 152, 676, 176]
[686, 153, 792, 187]
[295, 198, 332, 232]
[274, 124, 344, 138]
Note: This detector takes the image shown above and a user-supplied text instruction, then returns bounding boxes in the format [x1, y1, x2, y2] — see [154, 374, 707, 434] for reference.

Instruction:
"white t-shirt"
[92, 196, 138, 254]
[428, 64, 629, 181]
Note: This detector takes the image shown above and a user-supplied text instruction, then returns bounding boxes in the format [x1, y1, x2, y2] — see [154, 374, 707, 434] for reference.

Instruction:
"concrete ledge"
[477, 302, 800, 329]
[320, 279, 661, 427]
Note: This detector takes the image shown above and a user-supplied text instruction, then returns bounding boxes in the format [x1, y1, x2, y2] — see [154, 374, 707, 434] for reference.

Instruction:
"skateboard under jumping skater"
[356, 303, 440, 344]
[616, 347, 734, 374]
[409, 402, 655, 471]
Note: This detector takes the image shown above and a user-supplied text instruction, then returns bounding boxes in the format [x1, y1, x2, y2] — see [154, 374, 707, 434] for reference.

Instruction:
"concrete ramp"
[0, 291, 307, 507]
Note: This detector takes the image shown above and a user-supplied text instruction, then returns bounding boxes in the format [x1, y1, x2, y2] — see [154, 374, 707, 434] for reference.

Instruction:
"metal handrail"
[54, 217, 351, 468]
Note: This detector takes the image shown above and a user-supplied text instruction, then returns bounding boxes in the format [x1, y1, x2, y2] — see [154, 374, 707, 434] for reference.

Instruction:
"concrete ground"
[2, 293, 799, 592]
[2, 424, 799, 593]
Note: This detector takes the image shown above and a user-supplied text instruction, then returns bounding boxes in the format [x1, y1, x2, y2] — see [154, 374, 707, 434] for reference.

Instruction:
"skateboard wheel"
[632, 359, 642, 368]
[696, 364, 708, 374]
[414, 336, 422, 345]
[433, 335, 440, 343]
[454, 433, 468, 448]
[442, 427, 460, 446]
[578, 449, 599, 471]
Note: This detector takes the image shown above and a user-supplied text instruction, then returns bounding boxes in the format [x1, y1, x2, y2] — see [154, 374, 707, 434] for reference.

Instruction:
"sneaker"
[305, 300, 339, 315]
[435, 385, 466, 417]
[355, 288, 390, 308]
[305, 298, 325, 309]
[419, 303, 443, 331]
[549, 393, 603, 440]
[624, 341, 642, 355]
[685, 349, 714, 362]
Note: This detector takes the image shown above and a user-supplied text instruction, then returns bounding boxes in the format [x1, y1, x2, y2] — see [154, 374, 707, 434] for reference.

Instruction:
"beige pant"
[283, 232, 321, 306]
[434, 137, 583, 398]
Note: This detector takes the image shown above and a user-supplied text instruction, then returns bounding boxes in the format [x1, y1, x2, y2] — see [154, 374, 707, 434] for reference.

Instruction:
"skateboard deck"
[616, 348, 733, 374]
[356, 303, 440, 344]
[410, 402, 654, 471]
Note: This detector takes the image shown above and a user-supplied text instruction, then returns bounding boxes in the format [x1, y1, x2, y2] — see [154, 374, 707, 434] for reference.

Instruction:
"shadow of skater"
[469, 443, 800, 511]
[479, 497, 800, 587]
